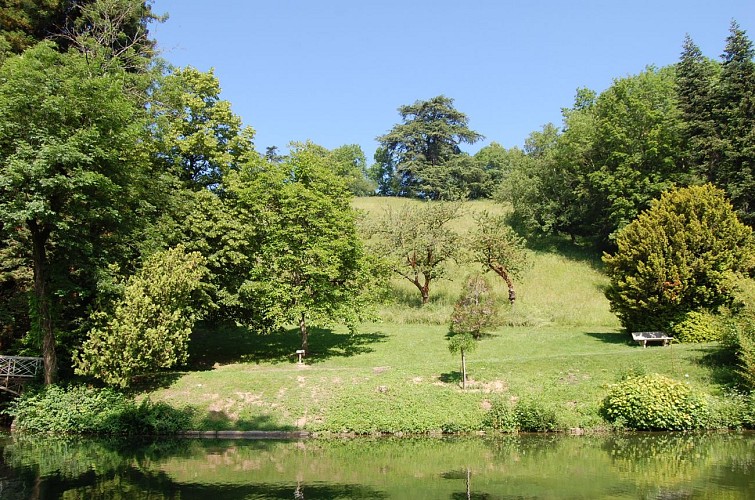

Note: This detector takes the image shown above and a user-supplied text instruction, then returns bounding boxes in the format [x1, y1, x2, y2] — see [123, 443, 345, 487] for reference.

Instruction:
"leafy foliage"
[232, 143, 374, 352]
[151, 66, 256, 189]
[514, 399, 560, 432]
[485, 397, 559, 432]
[449, 275, 499, 339]
[467, 211, 529, 304]
[0, 42, 151, 382]
[364, 201, 463, 305]
[602, 374, 709, 430]
[722, 278, 755, 391]
[603, 184, 754, 332]
[373, 95, 483, 198]
[75, 246, 208, 387]
[670, 310, 724, 343]
[4, 384, 192, 435]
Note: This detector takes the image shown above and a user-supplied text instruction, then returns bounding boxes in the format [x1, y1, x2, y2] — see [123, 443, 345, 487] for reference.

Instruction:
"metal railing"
[0, 355, 43, 395]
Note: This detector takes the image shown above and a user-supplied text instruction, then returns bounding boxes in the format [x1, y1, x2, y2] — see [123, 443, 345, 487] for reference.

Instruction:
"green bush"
[515, 399, 559, 432]
[671, 310, 723, 343]
[486, 397, 559, 433]
[485, 398, 518, 432]
[4, 384, 193, 435]
[706, 392, 755, 430]
[601, 374, 709, 430]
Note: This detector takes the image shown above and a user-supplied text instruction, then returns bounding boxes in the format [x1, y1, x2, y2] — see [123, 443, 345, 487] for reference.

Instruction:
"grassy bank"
[145, 322, 729, 433]
[136, 197, 739, 433]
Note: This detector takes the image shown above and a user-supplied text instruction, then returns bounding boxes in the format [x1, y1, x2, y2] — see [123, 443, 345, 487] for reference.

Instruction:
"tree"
[508, 68, 687, 249]
[365, 201, 463, 305]
[329, 144, 376, 196]
[0, 0, 162, 67]
[232, 143, 372, 353]
[75, 246, 208, 387]
[467, 212, 529, 305]
[450, 274, 500, 339]
[676, 34, 720, 182]
[447, 333, 476, 390]
[713, 21, 755, 224]
[151, 66, 256, 190]
[375, 96, 483, 198]
[603, 185, 755, 332]
[0, 43, 150, 383]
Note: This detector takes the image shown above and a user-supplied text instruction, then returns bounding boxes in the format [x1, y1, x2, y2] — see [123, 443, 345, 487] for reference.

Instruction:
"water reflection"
[1, 432, 753, 498]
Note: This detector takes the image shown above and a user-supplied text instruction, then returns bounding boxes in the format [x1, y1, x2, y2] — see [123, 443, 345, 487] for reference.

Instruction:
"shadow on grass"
[584, 331, 632, 345]
[196, 409, 297, 432]
[507, 216, 605, 269]
[694, 345, 742, 388]
[188, 322, 388, 370]
[439, 371, 462, 385]
[127, 372, 186, 393]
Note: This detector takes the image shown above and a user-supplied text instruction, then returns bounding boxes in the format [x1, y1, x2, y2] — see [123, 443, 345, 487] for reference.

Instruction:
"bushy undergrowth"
[4, 384, 193, 435]
[671, 310, 723, 343]
[601, 374, 709, 431]
[485, 397, 560, 432]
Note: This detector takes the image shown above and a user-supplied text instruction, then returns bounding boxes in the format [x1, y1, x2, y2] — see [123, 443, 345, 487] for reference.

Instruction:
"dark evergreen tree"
[375, 96, 483, 199]
[715, 21, 755, 224]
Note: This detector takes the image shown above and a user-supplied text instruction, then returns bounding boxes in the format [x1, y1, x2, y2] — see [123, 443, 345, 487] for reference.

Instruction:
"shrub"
[75, 246, 209, 388]
[706, 392, 755, 430]
[4, 384, 193, 435]
[603, 184, 754, 332]
[485, 398, 518, 432]
[515, 398, 559, 432]
[671, 310, 724, 343]
[486, 397, 559, 432]
[601, 374, 709, 430]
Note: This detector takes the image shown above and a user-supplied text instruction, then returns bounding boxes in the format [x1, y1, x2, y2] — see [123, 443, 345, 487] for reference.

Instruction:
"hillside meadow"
[143, 198, 730, 433]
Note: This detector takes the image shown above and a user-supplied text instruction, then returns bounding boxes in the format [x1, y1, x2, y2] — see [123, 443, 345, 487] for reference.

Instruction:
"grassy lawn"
[141, 197, 736, 433]
[143, 322, 727, 433]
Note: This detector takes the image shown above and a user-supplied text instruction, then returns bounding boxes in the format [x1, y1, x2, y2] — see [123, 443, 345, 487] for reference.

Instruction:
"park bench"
[631, 331, 673, 348]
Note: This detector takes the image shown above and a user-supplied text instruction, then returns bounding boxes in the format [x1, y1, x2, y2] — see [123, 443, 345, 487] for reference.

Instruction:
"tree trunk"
[461, 349, 467, 390]
[410, 276, 431, 305]
[490, 263, 516, 306]
[30, 221, 56, 385]
[299, 312, 308, 354]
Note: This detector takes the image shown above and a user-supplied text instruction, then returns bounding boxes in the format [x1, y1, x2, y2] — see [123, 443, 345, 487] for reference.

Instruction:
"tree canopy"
[372, 96, 483, 199]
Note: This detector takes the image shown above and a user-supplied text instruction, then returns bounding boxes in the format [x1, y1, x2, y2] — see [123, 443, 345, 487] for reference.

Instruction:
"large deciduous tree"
[603, 184, 755, 332]
[373, 96, 483, 199]
[232, 143, 372, 354]
[151, 66, 256, 190]
[0, 43, 149, 383]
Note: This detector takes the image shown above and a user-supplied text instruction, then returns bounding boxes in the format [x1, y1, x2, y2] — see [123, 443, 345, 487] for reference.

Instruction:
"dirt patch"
[373, 366, 390, 374]
[478, 380, 508, 393]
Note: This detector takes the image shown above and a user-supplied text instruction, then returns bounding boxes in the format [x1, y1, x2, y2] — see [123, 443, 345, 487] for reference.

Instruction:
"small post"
[295, 349, 306, 364]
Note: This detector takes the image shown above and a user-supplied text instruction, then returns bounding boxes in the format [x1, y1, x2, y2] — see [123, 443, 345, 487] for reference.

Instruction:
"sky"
[150, 0, 755, 162]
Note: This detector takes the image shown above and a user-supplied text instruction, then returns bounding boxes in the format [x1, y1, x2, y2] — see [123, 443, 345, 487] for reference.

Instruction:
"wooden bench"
[631, 331, 673, 348]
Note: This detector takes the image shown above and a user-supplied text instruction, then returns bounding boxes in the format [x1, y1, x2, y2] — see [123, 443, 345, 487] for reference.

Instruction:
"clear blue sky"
[151, 0, 754, 162]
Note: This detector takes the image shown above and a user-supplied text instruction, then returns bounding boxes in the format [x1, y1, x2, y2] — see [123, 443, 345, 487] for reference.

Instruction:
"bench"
[631, 331, 673, 348]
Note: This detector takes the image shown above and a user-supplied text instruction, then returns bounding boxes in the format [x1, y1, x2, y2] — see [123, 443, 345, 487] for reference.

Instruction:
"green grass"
[143, 322, 730, 433]
[140, 197, 738, 433]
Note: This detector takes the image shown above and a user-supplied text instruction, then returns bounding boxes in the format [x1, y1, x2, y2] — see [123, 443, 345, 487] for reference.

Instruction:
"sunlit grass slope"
[353, 197, 618, 328]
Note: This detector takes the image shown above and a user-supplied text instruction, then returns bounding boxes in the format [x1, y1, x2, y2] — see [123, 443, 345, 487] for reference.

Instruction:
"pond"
[1, 431, 753, 499]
